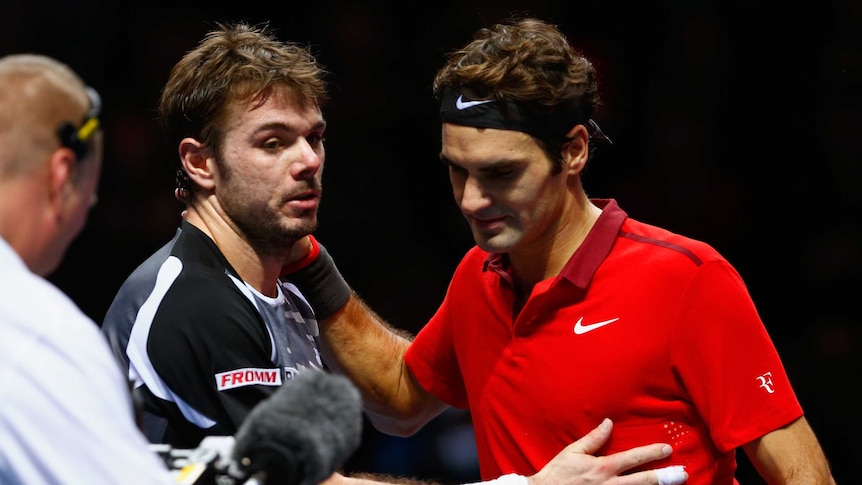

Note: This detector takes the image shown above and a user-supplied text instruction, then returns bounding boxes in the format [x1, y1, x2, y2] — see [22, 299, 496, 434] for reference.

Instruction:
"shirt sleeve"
[671, 259, 803, 451]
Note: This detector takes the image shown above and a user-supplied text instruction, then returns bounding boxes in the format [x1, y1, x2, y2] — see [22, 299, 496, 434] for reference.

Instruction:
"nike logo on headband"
[455, 95, 493, 110]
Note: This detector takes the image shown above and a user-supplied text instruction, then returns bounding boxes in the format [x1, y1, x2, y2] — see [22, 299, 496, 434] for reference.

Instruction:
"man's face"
[440, 123, 569, 255]
[214, 89, 326, 257]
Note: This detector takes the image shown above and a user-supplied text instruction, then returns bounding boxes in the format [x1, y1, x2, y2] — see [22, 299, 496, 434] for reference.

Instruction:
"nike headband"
[439, 85, 611, 145]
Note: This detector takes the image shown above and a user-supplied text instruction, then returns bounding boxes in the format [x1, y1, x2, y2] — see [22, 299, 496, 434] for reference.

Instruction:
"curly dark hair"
[433, 17, 602, 171]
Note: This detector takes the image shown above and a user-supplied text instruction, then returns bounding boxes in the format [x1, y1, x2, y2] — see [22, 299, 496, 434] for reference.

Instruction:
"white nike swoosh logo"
[455, 95, 493, 110]
[573, 317, 620, 335]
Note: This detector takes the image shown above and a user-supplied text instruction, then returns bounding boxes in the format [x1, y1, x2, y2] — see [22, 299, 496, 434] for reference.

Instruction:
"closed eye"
[307, 133, 326, 147]
[484, 166, 517, 180]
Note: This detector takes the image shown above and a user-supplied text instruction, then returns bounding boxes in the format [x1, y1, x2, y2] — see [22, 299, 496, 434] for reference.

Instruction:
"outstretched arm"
[284, 237, 447, 435]
[321, 419, 686, 485]
[320, 295, 449, 436]
[741, 416, 835, 484]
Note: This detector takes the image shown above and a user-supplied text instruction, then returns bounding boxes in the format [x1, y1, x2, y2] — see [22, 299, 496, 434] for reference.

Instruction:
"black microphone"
[228, 370, 363, 485]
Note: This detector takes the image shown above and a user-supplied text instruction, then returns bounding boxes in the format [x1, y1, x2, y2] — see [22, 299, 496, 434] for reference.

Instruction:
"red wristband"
[281, 235, 321, 275]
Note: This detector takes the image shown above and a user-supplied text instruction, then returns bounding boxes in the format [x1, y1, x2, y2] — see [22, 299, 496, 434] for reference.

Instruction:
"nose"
[457, 175, 491, 214]
[291, 139, 323, 179]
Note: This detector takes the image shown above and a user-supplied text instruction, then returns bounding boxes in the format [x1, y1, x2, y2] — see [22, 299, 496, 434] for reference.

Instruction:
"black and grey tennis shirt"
[101, 220, 322, 448]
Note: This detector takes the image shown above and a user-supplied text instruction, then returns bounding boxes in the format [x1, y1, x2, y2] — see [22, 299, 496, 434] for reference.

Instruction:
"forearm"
[319, 295, 422, 422]
[324, 471, 441, 485]
[743, 416, 836, 484]
[286, 238, 444, 434]
[331, 473, 525, 485]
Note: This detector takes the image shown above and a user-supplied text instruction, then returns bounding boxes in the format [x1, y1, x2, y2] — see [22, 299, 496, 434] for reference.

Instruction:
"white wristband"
[464, 473, 528, 485]
[655, 465, 687, 485]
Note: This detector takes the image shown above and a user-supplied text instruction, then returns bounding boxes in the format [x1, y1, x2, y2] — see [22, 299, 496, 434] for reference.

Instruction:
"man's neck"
[508, 199, 602, 295]
[183, 207, 284, 298]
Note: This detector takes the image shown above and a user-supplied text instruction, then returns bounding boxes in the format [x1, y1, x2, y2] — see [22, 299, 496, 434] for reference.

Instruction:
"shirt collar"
[481, 198, 627, 290]
[559, 198, 627, 289]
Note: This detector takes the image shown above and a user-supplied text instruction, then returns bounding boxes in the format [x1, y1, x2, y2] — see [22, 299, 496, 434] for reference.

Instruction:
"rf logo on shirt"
[756, 372, 775, 393]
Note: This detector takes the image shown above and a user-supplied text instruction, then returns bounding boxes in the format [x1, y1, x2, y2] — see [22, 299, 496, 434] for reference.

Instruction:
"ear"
[562, 124, 590, 175]
[48, 147, 77, 214]
[178, 137, 216, 191]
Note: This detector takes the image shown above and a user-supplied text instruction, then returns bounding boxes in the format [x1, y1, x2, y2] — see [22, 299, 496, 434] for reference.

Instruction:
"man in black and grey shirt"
[102, 222, 323, 447]
[100, 22, 332, 449]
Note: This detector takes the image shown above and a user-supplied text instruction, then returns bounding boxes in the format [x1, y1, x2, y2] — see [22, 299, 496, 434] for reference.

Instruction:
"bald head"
[0, 54, 94, 178]
[0, 54, 103, 275]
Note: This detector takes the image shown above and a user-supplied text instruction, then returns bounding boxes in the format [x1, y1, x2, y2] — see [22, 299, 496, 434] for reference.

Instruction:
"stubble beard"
[222, 186, 320, 260]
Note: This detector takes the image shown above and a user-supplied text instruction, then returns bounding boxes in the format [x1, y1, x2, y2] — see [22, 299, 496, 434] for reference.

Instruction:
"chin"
[473, 230, 518, 254]
[289, 215, 318, 233]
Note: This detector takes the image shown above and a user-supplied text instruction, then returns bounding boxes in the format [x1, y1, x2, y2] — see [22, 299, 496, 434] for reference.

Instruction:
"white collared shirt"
[0, 237, 173, 484]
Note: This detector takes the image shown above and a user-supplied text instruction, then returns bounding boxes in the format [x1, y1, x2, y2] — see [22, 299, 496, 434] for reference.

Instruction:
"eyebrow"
[253, 119, 327, 136]
[440, 153, 525, 170]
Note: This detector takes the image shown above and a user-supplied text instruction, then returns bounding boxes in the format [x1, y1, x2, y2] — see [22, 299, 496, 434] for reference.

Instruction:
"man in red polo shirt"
[286, 16, 835, 485]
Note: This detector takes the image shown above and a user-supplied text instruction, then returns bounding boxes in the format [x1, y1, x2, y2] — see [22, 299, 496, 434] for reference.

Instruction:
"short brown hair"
[160, 22, 328, 197]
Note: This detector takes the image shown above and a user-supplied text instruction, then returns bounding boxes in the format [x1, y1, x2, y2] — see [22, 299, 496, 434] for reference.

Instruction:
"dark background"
[2, 0, 859, 483]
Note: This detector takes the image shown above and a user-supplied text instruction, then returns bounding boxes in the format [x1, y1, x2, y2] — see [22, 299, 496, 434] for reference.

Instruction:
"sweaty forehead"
[441, 122, 539, 163]
[223, 89, 323, 133]
[442, 123, 538, 151]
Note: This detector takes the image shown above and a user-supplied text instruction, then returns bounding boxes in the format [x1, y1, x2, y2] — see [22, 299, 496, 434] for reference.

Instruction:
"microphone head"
[231, 370, 363, 485]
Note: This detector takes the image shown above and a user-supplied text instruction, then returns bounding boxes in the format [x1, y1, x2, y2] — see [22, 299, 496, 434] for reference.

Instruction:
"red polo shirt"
[404, 199, 802, 484]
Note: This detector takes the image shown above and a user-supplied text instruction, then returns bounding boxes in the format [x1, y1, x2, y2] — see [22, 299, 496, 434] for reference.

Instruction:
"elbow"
[364, 406, 433, 437]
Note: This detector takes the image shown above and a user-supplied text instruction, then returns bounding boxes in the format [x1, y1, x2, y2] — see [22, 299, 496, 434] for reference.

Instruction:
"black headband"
[438, 85, 611, 147]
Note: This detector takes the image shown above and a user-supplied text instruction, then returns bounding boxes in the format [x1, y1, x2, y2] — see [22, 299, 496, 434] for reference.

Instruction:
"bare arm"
[321, 419, 687, 485]
[318, 294, 449, 436]
[283, 236, 445, 435]
[741, 416, 835, 484]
